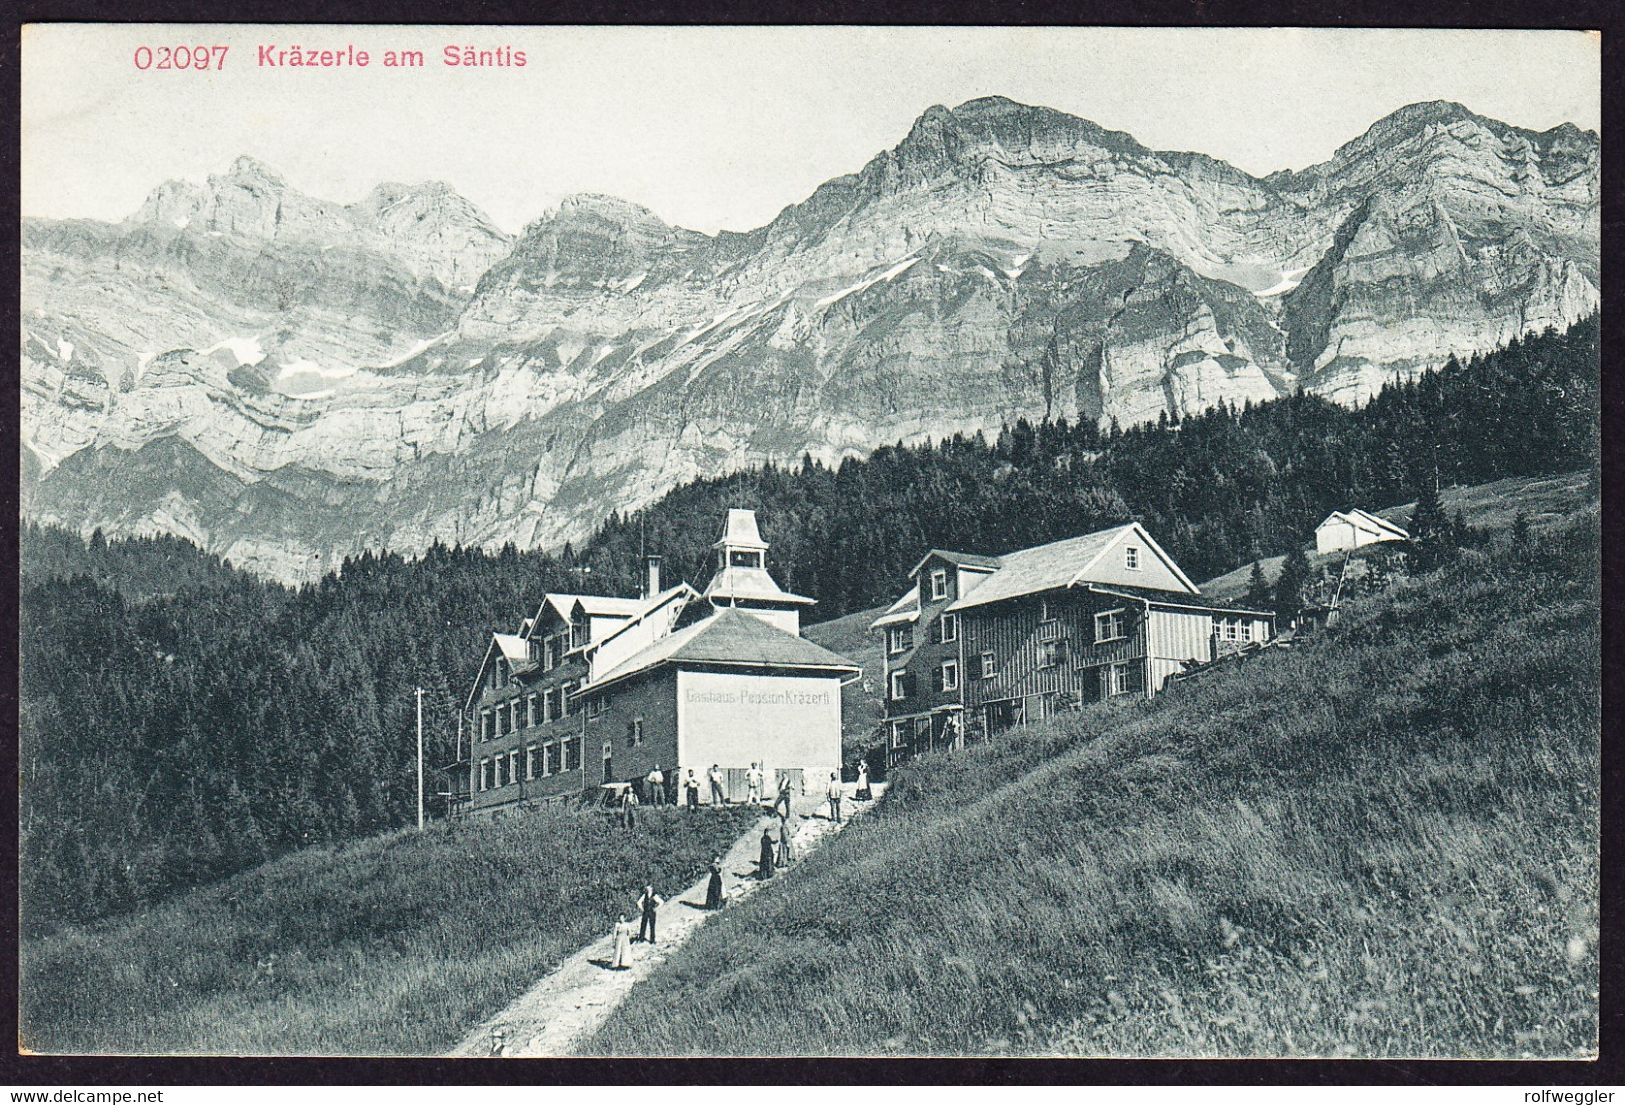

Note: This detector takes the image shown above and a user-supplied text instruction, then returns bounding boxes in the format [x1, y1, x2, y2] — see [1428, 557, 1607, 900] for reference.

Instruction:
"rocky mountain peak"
[224, 155, 288, 187]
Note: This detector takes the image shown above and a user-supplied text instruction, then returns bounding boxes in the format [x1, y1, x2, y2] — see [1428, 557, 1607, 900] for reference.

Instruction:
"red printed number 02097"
[133, 45, 230, 70]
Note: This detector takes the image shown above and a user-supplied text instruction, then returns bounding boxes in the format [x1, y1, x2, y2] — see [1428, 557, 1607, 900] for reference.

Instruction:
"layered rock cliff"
[21, 98, 1598, 580]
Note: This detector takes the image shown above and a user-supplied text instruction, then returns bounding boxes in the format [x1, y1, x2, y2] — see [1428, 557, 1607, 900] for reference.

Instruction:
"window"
[494, 755, 507, 788]
[588, 693, 607, 718]
[1108, 661, 1144, 697]
[561, 681, 577, 716]
[526, 745, 537, 779]
[509, 750, 520, 785]
[937, 613, 959, 643]
[562, 738, 578, 773]
[481, 710, 492, 742]
[887, 625, 914, 655]
[496, 707, 508, 737]
[1037, 618, 1061, 642]
[891, 721, 908, 750]
[627, 718, 643, 747]
[479, 758, 490, 791]
[729, 549, 764, 569]
[546, 742, 561, 776]
[509, 701, 521, 732]
[1038, 639, 1067, 669]
[941, 659, 960, 692]
[929, 568, 949, 601]
[526, 695, 538, 728]
[544, 636, 559, 671]
[981, 651, 997, 679]
[1095, 609, 1127, 643]
[890, 670, 909, 701]
[571, 616, 588, 651]
[1125, 546, 1141, 570]
[1215, 615, 1253, 643]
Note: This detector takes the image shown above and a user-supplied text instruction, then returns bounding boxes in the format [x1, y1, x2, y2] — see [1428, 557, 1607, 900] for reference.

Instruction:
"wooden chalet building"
[452, 509, 859, 817]
[872, 522, 1273, 766]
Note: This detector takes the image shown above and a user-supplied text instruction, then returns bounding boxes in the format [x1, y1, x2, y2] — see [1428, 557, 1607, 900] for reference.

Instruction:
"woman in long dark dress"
[758, 828, 776, 879]
[704, 858, 724, 909]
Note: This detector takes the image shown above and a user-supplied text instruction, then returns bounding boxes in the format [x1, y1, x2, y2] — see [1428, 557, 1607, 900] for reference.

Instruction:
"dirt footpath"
[452, 784, 881, 1058]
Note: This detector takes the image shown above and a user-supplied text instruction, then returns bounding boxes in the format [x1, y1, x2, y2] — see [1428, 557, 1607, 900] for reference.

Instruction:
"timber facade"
[874, 523, 1273, 766]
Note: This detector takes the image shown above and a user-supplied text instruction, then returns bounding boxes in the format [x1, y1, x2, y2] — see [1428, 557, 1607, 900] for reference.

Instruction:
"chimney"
[645, 555, 663, 599]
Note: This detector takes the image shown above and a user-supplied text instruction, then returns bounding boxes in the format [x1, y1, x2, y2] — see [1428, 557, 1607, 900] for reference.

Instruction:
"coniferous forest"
[19, 316, 1599, 933]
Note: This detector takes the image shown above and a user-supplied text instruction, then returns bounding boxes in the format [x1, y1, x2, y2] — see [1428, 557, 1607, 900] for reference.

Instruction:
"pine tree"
[1510, 510, 1535, 562]
[1273, 545, 1313, 622]
[1244, 559, 1272, 608]
[1407, 477, 1451, 574]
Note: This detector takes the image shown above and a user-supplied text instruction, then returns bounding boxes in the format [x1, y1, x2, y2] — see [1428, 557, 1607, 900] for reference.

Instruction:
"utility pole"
[415, 685, 425, 832]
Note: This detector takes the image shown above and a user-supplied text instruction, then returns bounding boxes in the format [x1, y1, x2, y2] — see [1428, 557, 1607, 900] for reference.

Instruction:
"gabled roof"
[907, 548, 1005, 579]
[703, 565, 816, 607]
[584, 607, 858, 691]
[870, 587, 921, 630]
[462, 632, 535, 712]
[588, 584, 698, 654]
[526, 592, 648, 638]
[1316, 509, 1409, 541]
[946, 522, 1198, 612]
[1347, 508, 1410, 539]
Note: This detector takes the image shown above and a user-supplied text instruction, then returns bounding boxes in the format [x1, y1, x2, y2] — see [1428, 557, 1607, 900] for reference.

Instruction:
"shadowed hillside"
[20, 804, 758, 1056]
[581, 511, 1600, 1057]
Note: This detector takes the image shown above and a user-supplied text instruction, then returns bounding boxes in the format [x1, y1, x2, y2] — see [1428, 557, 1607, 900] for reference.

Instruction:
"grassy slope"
[1201, 471, 1589, 602]
[20, 804, 758, 1055]
[582, 510, 1599, 1057]
[804, 603, 888, 754]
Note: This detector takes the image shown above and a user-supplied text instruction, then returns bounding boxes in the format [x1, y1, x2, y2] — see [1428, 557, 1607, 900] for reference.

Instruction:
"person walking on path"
[619, 786, 638, 829]
[704, 857, 725, 909]
[774, 773, 794, 818]
[645, 765, 665, 807]
[746, 762, 765, 807]
[708, 763, 727, 806]
[636, 885, 663, 944]
[684, 769, 701, 812]
[757, 827, 776, 880]
[775, 812, 795, 869]
[826, 772, 844, 823]
[611, 914, 634, 969]
[855, 760, 872, 802]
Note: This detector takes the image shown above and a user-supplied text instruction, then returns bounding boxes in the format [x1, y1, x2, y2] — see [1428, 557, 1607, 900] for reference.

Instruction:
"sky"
[21, 25, 1602, 236]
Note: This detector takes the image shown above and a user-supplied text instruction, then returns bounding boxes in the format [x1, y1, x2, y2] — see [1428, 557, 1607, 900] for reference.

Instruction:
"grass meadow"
[20, 803, 757, 1055]
[584, 510, 1600, 1057]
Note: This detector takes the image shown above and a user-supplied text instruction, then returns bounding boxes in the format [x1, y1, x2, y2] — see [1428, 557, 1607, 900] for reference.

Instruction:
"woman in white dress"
[611, 914, 634, 969]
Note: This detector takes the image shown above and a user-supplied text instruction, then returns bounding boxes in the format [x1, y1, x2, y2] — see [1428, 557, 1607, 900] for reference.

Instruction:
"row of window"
[890, 607, 1131, 659]
[478, 738, 581, 791]
[480, 681, 579, 741]
[891, 643, 1154, 700]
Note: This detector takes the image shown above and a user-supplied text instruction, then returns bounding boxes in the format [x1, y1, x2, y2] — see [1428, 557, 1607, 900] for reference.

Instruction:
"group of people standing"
[608, 759, 877, 970]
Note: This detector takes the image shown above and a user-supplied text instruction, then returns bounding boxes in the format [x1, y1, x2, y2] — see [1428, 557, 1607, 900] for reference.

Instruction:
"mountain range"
[21, 97, 1599, 581]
